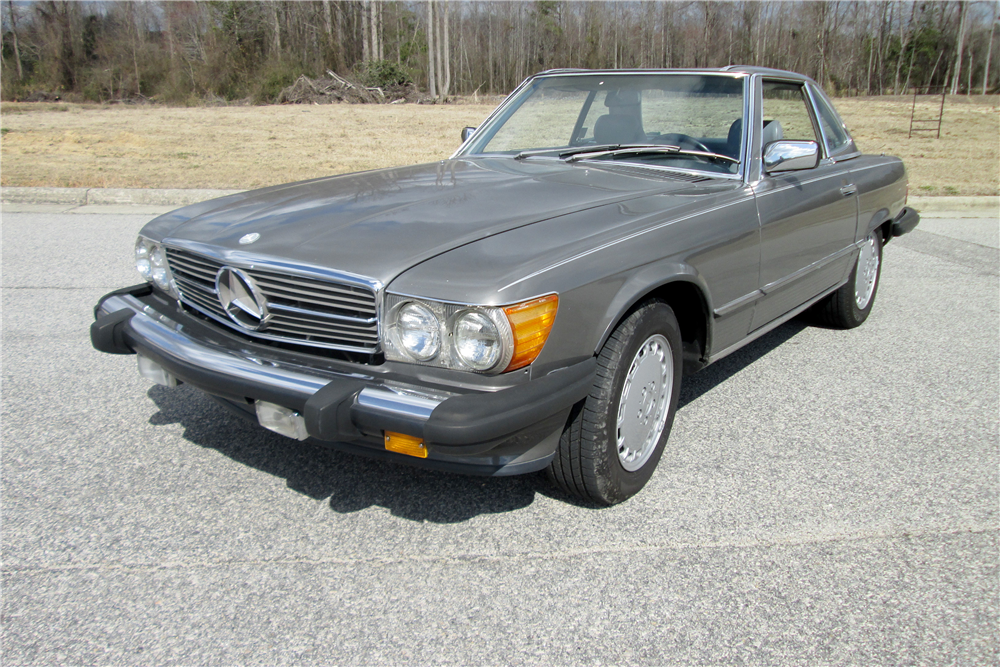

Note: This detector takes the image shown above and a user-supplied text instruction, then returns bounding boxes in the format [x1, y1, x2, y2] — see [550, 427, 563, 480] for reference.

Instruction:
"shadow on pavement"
[678, 319, 808, 409]
[147, 384, 541, 523]
[145, 319, 809, 521]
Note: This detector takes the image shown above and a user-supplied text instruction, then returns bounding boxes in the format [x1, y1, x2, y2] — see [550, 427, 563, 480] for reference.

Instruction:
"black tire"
[812, 229, 883, 329]
[547, 301, 683, 505]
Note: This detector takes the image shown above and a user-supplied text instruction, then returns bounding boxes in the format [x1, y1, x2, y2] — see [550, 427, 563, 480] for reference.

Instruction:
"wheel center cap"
[637, 381, 657, 424]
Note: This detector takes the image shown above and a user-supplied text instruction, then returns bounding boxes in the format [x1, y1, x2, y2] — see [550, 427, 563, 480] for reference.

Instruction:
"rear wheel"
[547, 301, 683, 505]
[812, 229, 883, 329]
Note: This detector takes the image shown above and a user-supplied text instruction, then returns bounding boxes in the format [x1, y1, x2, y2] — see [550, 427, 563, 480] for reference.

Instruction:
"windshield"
[462, 73, 746, 175]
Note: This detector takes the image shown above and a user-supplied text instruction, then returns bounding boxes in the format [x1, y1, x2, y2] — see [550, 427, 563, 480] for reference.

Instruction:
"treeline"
[2, 1, 998, 104]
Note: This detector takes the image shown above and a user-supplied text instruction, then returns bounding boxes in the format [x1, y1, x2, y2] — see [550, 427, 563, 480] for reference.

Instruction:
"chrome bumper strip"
[131, 313, 333, 395]
[99, 293, 450, 420]
[356, 386, 446, 421]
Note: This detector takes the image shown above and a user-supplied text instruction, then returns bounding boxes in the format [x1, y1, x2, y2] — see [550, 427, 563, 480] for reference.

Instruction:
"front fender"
[593, 262, 712, 354]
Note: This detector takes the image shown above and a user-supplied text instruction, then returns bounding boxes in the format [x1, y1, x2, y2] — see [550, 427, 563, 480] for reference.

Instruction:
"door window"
[760, 81, 820, 148]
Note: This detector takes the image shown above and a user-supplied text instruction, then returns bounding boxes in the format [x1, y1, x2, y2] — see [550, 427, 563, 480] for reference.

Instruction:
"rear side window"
[810, 88, 853, 155]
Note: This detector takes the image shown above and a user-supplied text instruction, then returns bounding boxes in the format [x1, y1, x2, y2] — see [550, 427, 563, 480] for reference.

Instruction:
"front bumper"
[91, 286, 595, 476]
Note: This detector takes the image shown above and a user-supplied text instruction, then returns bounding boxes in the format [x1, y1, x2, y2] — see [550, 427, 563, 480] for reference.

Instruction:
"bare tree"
[269, 0, 281, 58]
[427, 0, 436, 98]
[6, 0, 24, 80]
[951, 0, 969, 93]
[984, 16, 998, 94]
[373, 0, 382, 61]
[4, 0, 997, 103]
[440, 0, 450, 97]
[33, 1, 80, 91]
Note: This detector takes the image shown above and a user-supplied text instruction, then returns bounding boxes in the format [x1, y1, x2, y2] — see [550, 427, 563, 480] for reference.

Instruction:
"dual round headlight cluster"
[135, 237, 179, 298]
[387, 300, 513, 373]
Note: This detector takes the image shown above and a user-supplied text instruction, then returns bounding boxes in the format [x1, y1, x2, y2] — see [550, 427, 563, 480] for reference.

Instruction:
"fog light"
[137, 354, 179, 387]
[256, 401, 309, 441]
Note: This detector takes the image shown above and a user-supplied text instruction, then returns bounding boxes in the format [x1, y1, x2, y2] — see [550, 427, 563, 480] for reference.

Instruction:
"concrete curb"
[1, 186, 244, 207]
[909, 195, 999, 213]
[2, 187, 997, 214]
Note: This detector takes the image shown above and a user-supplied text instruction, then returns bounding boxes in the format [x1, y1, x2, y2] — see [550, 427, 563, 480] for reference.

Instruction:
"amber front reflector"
[503, 294, 559, 372]
[385, 431, 428, 458]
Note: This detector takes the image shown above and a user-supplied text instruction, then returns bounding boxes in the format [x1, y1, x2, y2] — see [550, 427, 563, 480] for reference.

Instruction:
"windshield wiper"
[514, 144, 623, 160]
[565, 145, 739, 165]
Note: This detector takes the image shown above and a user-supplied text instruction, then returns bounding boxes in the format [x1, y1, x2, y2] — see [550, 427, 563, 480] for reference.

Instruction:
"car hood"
[143, 157, 717, 286]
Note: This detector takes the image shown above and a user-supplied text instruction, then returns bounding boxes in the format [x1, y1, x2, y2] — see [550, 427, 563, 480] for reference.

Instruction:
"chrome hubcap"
[854, 234, 880, 310]
[616, 334, 673, 472]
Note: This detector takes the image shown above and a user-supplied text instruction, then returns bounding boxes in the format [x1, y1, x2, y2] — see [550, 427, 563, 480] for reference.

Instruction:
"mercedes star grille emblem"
[239, 233, 261, 245]
[216, 267, 270, 330]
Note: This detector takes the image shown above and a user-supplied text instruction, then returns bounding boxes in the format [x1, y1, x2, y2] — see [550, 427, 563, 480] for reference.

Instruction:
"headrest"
[761, 119, 784, 146]
[727, 119, 742, 146]
[605, 90, 640, 108]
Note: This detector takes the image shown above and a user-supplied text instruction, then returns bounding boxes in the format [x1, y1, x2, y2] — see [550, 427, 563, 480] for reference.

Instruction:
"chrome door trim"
[713, 289, 764, 318]
[760, 244, 859, 295]
[707, 280, 845, 364]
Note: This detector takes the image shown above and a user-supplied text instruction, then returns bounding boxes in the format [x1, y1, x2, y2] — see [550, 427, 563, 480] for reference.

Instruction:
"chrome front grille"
[165, 246, 379, 353]
[165, 249, 227, 319]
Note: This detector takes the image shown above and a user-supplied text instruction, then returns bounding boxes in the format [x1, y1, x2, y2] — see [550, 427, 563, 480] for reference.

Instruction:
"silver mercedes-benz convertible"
[92, 67, 919, 505]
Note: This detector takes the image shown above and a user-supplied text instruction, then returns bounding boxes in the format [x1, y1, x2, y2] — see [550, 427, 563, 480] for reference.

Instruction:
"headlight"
[454, 310, 504, 371]
[383, 294, 557, 374]
[150, 246, 170, 290]
[135, 239, 152, 280]
[135, 236, 179, 299]
[396, 301, 441, 361]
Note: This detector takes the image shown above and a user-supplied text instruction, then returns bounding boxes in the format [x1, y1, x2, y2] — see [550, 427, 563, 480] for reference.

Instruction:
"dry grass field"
[837, 95, 999, 197]
[1, 95, 997, 195]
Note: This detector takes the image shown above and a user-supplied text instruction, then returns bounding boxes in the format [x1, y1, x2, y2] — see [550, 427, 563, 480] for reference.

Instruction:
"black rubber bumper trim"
[891, 206, 920, 237]
[348, 358, 596, 447]
[91, 284, 155, 354]
[304, 379, 369, 442]
[93, 283, 152, 319]
[424, 357, 596, 446]
[91, 308, 136, 355]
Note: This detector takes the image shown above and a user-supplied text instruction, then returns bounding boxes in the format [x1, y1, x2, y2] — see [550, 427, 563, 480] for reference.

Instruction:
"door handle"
[840, 184, 857, 197]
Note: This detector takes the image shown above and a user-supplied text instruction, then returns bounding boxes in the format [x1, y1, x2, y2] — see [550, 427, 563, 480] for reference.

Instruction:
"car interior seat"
[594, 90, 645, 145]
[726, 119, 743, 158]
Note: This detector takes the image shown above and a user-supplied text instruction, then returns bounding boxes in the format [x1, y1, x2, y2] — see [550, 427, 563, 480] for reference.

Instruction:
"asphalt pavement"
[1, 205, 997, 665]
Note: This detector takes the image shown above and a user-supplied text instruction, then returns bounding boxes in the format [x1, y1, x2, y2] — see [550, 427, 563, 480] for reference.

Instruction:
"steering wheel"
[660, 133, 711, 153]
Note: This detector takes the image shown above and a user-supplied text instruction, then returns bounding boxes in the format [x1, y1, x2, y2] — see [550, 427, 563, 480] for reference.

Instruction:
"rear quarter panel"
[849, 155, 908, 240]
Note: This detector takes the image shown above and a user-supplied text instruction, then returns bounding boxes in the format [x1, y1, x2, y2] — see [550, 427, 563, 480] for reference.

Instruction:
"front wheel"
[812, 229, 883, 329]
[547, 301, 683, 505]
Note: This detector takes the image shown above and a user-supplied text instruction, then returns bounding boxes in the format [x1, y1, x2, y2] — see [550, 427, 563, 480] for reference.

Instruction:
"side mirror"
[763, 140, 820, 173]
[461, 126, 477, 142]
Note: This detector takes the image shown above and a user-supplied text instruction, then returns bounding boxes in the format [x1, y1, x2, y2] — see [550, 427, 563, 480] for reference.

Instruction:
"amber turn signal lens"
[385, 431, 428, 458]
[503, 294, 559, 372]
